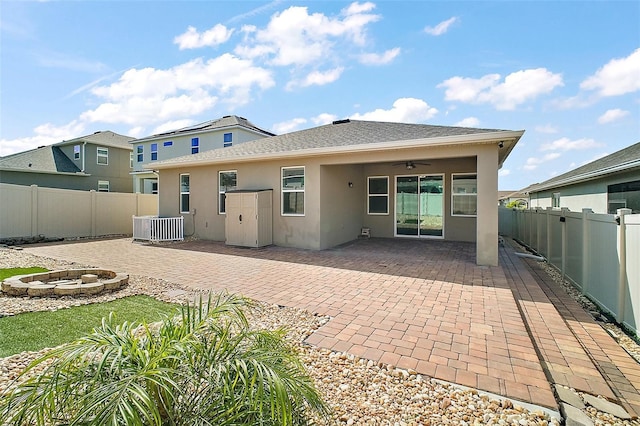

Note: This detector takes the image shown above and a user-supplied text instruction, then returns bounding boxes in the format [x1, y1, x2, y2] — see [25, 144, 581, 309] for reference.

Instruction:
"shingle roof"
[0, 146, 81, 174]
[133, 115, 275, 143]
[526, 141, 640, 193]
[153, 119, 517, 168]
[56, 131, 134, 150]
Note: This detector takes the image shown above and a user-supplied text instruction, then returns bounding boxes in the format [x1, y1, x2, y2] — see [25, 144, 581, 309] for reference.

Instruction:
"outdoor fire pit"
[1, 269, 129, 297]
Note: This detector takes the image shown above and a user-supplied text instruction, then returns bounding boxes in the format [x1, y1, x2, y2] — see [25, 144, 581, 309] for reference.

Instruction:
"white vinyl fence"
[500, 206, 640, 335]
[132, 216, 184, 242]
[0, 183, 158, 240]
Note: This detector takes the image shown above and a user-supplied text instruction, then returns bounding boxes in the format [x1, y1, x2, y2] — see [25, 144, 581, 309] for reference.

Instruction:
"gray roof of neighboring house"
[0, 145, 82, 174]
[526, 141, 640, 193]
[133, 115, 275, 143]
[153, 119, 519, 168]
[55, 130, 134, 150]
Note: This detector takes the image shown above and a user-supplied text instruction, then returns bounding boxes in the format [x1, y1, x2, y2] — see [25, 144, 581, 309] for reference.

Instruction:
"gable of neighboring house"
[0, 130, 134, 192]
[527, 141, 640, 214]
[131, 115, 274, 194]
[151, 119, 524, 266]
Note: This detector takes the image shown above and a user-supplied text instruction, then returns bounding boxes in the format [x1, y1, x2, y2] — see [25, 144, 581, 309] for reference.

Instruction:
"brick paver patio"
[22, 237, 640, 416]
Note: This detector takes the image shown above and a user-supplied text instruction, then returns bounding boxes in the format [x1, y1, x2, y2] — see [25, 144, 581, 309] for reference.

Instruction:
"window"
[151, 143, 158, 161]
[191, 137, 199, 154]
[180, 174, 190, 213]
[74, 145, 80, 160]
[97, 147, 108, 165]
[552, 192, 561, 208]
[223, 133, 233, 148]
[151, 182, 158, 195]
[282, 166, 304, 215]
[97, 180, 110, 192]
[608, 180, 640, 214]
[368, 176, 389, 215]
[219, 170, 237, 214]
[451, 174, 477, 216]
[137, 145, 144, 162]
[129, 153, 133, 168]
[163, 141, 173, 147]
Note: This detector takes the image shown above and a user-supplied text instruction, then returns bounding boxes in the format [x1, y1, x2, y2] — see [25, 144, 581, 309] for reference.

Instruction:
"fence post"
[616, 208, 631, 323]
[561, 208, 569, 280]
[546, 207, 552, 260]
[30, 185, 39, 237]
[581, 208, 593, 295]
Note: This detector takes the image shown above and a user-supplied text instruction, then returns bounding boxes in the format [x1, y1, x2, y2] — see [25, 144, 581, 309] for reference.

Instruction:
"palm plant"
[0, 293, 330, 425]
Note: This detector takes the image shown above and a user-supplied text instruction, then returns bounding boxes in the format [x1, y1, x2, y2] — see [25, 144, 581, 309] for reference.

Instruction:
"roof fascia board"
[528, 160, 640, 193]
[0, 167, 90, 176]
[153, 130, 523, 170]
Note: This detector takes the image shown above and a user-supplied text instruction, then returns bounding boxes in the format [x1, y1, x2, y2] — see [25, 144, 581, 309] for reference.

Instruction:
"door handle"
[239, 214, 242, 222]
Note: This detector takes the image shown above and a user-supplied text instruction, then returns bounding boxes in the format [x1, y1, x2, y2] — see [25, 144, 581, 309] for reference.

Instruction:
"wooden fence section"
[500, 206, 640, 334]
[0, 183, 158, 240]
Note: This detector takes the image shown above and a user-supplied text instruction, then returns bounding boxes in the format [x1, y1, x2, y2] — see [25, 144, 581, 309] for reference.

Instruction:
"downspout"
[81, 141, 87, 173]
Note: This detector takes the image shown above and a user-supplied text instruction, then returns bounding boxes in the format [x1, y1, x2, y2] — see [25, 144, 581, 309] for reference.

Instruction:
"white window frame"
[97, 180, 110, 192]
[74, 145, 81, 160]
[367, 176, 389, 215]
[97, 147, 108, 165]
[180, 174, 190, 214]
[136, 145, 143, 162]
[129, 153, 133, 168]
[218, 170, 237, 214]
[151, 143, 158, 161]
[552, 192, 561, 208]
[191, 137, 199, 154]
[281, 166, 305, 216]
[451, 173, 477, 217]
[223, 132, 233, 148]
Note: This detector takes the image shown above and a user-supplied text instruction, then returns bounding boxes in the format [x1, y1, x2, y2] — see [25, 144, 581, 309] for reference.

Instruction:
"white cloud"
[127, 126, 146, 138]
[235, 2, 380, 67]
[0, 121, 86, 157]
[286, 67, 344, 90]
[540, 137, 604, 152]
[535, 124, 558, 134]
[81, 54, 274, 126]
[358, 47, 401, 65]
[454, 117, 480, 127]
[498, 169, 511, 177]
[424, 17, 459, 36]
[581, 48, 640, 97]
[350, 98, 438, 122]
[597, 108, 630, 124]
[174, 24, 234, 50]
[523, 153, 562, 171]
[438, 68, 563, 110]
[272, 118, 307, 134]
[311, 113, 338, 125]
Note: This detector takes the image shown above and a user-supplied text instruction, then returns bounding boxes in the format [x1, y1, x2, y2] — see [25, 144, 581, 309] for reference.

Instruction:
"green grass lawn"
[0, 296, 180, 357]
[0, 267, 49, 281]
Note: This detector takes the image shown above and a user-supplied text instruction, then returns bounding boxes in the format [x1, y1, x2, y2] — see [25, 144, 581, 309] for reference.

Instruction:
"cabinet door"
[240, 193, 258, 246]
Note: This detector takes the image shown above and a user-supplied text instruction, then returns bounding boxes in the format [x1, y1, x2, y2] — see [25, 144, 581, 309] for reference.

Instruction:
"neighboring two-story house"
[130, 115, 275, 194]
[0, 131, 134, 192]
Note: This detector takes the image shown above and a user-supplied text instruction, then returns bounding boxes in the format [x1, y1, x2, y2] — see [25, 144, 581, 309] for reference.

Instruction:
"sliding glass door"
[395, 175, 444, 238]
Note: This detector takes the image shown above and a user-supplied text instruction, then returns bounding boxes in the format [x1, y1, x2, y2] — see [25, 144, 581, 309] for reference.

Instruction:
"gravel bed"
[0, 246, 634, 425]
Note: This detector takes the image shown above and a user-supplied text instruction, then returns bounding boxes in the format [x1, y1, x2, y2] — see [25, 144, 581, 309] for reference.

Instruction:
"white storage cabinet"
[225, 190, 273, 248]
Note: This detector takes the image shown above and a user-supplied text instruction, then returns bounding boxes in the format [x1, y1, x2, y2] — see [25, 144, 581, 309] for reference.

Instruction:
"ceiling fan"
[392, 161, 431, 170]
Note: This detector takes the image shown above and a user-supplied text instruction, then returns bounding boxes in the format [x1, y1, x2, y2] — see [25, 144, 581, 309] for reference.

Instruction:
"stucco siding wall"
[319, 164, 365, 249]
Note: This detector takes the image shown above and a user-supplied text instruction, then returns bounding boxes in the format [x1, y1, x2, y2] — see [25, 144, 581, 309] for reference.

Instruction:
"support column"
[476, 147, 499, 266]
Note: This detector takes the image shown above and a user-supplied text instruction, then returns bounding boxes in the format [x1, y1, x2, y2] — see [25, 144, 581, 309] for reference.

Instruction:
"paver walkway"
[21, 237, 639, 416]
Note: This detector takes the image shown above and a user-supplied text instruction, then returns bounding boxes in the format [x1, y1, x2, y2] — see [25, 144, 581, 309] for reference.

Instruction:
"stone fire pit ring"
[1, 269, 129, 298]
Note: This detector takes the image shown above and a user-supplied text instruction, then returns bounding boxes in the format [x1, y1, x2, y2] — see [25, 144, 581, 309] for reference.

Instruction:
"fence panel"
[547, 210, 563, 267]
[623, 214, 640, 332]
[565, 212, 583, 288]
[0, 183, 158, 240]
[132, 216, 184, 242]
[585, 214, 619, 316]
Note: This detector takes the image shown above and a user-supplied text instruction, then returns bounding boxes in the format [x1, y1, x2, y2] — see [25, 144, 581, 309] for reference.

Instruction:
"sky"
[1, 1, 639, 191]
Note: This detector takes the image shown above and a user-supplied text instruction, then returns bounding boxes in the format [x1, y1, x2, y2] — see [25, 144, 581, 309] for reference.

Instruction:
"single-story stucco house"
[527, 141, 640, 214]
[151, 119, 524, 266]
